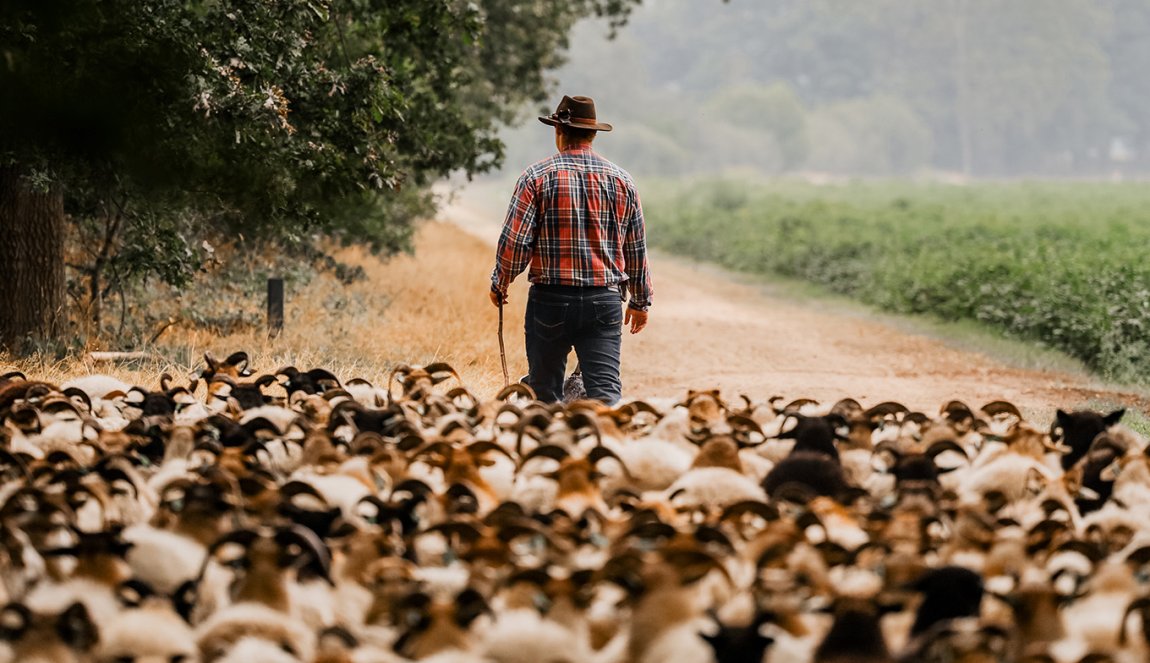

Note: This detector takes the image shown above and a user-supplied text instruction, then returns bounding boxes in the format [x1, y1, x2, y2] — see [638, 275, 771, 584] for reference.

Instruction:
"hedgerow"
[644, 179, 1150, 383]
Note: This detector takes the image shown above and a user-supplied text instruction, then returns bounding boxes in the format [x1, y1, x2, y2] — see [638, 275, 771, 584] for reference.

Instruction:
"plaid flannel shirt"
[490, 146, 652, 311]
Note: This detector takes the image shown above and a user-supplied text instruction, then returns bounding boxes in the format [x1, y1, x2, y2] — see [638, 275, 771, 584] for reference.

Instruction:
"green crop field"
[644, 178, 1150, 384]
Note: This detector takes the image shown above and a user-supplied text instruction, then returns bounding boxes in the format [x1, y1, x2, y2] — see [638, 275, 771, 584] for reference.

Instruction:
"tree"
[0, 0, 638, 350]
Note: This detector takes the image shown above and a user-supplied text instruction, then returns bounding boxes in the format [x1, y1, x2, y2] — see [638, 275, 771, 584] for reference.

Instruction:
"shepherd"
[489, 94, 652, 405]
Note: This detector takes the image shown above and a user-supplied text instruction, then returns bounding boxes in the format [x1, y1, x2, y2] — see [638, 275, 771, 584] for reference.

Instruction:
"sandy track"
[440, 189, 1148, 419]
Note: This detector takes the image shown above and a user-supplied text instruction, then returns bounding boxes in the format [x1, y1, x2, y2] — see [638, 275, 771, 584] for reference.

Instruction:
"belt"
[531, 283, 619, 294]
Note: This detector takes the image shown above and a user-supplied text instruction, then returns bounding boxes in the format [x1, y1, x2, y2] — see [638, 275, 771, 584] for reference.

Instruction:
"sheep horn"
[623, 521, 677, 543]
[784, 398, 819, 413]
[275, 524, 334, 585]
[981, 400, 1022, 418]
[61, 387, 92, 412]
[386, 364, 414, 403]
[873, 440, 904, 460]
[864, 401, 909, 420]
[588, 446, 632, 478]
[521, 444, 572, 469]
[207, 528, 260, 556]
[423, 520, 483, 544]
[0, 449, 30, 481]
[391, 479, 434, 500]
[663, 547, 734, 587]
[595, 552, 646, 596]
[619, 400, 665, 420]
[693, 525, 735, 554]
[420, 362, 458, 385]
[225, 351, 253, 377]
[926, 440, 968, 460]
[831, 398, 863, 416]
[436, 413, 473, 438]
[719, 500, 780, 524]
[1125, 546, 1150, 567]
[395, 434, 426, 453]
[506, 567, 553, 588]
[567, 412, 605, 447]
[515, 412, 555, 457]
[466, 441, 516, 464]
[941, 400, 974, 418]
[1055, 539, 1104, 564]
[306, 368, 341, 386]
[409, 440, 455, 462]
[280, 480, 327, 502]
[496, 382, 536, 403]
[727, 413, 765, 435]
[1119, 596, 1150, 646]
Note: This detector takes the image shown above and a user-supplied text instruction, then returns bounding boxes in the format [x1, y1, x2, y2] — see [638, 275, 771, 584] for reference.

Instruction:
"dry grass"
[1, 221, 529, 398]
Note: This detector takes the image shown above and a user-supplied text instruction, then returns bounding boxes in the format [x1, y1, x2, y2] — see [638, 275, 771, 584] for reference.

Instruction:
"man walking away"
[489, 95, 652, 405]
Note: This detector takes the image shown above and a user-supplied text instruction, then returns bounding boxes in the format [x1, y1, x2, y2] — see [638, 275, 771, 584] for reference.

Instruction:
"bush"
[645, 178, 1150, 383]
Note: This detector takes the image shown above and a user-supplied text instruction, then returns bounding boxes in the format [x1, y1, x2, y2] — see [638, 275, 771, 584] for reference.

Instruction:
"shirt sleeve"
[622, 186, 653, 311]
[491, 171, 539, 294]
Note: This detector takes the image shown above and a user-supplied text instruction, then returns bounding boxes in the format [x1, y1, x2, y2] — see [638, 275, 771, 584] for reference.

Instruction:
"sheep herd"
[1, 351, 1149, 662]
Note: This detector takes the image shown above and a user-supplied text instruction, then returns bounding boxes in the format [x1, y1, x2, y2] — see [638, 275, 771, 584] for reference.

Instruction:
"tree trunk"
[0, 167, 66, 352]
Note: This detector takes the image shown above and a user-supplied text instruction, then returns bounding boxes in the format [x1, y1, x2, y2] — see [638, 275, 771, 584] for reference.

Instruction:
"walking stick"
[498, 300, 509, 387]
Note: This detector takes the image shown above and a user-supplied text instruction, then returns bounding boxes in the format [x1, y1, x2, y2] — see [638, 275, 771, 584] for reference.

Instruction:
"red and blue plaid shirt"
[491, 146, 652, 311]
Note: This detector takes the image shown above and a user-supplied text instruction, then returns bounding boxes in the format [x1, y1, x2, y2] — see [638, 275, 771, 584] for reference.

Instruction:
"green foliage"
[0, 0, 638, 343]
[646, 179, 1150, 383]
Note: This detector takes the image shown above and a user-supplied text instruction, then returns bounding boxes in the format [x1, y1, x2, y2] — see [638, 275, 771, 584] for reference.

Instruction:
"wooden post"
[267, 277, 284, 338]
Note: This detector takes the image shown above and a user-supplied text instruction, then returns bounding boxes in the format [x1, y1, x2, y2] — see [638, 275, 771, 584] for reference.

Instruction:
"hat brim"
[538, 116, 613, 132]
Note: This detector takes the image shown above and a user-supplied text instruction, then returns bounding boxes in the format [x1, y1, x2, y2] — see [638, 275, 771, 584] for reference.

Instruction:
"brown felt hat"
[538, 95, 613, 132]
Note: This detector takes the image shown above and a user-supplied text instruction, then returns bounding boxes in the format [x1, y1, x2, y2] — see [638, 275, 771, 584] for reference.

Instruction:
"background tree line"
[0, 0, 637, 352]
[501, 0, 1150, 179]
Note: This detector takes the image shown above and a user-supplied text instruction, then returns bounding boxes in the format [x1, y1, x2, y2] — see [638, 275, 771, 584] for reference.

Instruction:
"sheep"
[390, 587, 491, 660]
[1054, 408, 1126, 471]
[194, 601, 316, 662]
[0, 601, 100, 663]
[812, 596, 895, 663]
[595, 547, 730, 663]
[95, 580, 199, 663]
[17, 357, 1150, 663]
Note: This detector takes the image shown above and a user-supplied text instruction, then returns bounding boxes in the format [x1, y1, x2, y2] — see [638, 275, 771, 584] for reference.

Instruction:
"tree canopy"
[0, 0, 638, 347]
[502, 0, 1150, 178]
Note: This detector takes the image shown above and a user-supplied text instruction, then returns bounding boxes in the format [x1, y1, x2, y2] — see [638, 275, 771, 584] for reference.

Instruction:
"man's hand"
[625, 307, 648, 334]
[489, 289, 507, 307]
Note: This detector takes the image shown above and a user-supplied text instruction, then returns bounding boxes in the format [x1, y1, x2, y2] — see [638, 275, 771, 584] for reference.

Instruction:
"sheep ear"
[173, 581, 198, 624]
[1100, 459, 1124, 483]
[56, 603, 99, 651]
[0, 604, 29, 641]
[871, 450, 895, 474]
[115, 580, 152, 608]
[454, 589, 490, 628]
[1025, 468, 1048, 496]
[1105, 409, 1126, 427]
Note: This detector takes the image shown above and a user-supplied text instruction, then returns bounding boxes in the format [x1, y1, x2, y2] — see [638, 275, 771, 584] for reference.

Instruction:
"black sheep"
[699, 610, 775, 663]
[1054, 408, 1124, 471]
[908, 565, 984, 637]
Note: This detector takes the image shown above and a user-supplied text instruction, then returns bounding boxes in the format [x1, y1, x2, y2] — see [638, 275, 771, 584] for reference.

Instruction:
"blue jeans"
[524, 284, 623, 404]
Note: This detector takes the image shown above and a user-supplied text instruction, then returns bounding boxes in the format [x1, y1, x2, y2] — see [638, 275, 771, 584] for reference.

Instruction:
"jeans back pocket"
[530, 300, 569, 342]
[593, 300, 623, 331]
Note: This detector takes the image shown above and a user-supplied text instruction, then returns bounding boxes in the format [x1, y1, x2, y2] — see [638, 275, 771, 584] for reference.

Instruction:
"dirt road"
[441, 186, 1148, 419]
